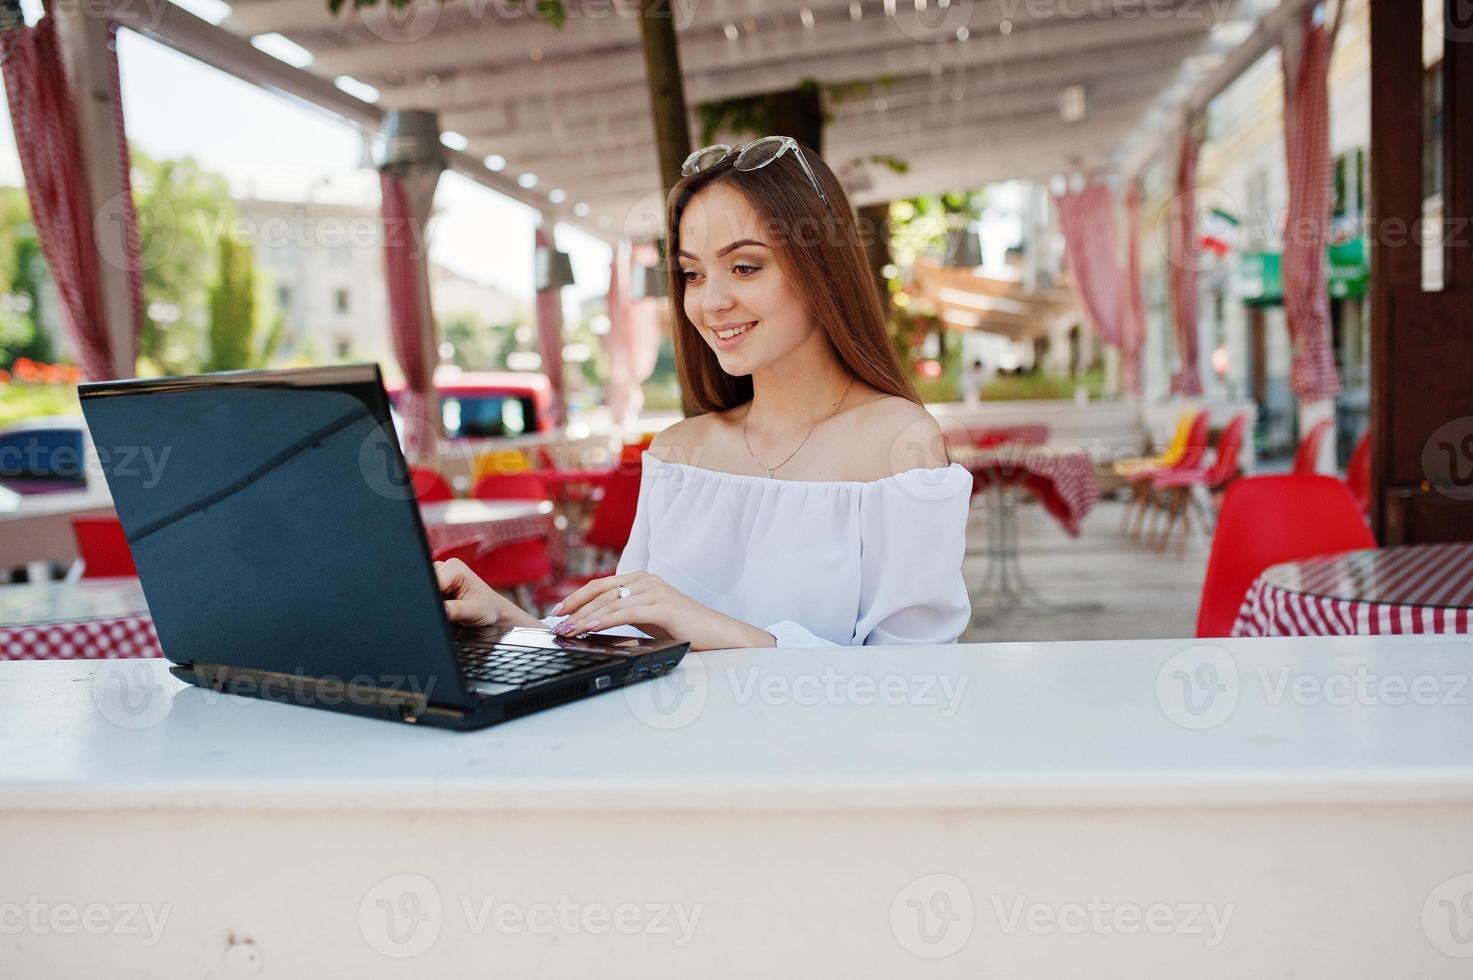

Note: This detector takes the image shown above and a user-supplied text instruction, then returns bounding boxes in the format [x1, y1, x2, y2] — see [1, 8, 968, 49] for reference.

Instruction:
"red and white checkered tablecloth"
[423, 511, 555, 556]
[957, 446, 1100, 537]
[1, 614, 161, 660]
[419, 500, 563, 571]
[1232, 543, 1473, 638]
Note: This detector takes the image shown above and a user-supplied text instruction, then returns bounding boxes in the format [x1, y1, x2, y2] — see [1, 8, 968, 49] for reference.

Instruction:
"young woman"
[437, 136, 972, 650]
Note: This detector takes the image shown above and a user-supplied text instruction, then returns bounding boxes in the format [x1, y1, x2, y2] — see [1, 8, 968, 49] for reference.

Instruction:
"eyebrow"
[675, 239, 770, 261]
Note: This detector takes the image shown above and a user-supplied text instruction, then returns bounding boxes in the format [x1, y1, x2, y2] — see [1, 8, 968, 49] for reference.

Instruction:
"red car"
[386, 371, 554, 440]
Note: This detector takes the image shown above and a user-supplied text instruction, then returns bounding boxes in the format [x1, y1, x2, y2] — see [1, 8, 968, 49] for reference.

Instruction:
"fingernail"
[584, 620, 599, 632]
[553, 621, 573, 635]
[551, 602, 564, 615]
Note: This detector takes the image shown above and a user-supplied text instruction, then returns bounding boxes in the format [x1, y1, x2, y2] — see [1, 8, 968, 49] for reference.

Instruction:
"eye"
[732, 262, 759, 276]
[680, 269, 701, 283]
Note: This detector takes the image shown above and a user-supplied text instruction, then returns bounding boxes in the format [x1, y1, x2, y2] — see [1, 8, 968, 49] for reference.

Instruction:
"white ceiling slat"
[570, 97, 1159, 217]
[440, 31, 1201, 153]
[227, 0, 865, 44]
[360, 0, 1209, 107]
[511, 83, 1168, 189]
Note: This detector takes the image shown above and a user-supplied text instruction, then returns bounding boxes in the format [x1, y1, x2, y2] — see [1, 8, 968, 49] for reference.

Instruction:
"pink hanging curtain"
[1053, 180, 1124, 348]
[1280, 8, 1344, 402]
[604, 242, 662, 427]
[2, 17, 142, 381]
[603, 243, 638, 425]
[534, 226, 566, 428]
[1168, 130, 1203, 396]
[380, 171, 439, 461]
[1123, 182, 1147, 398]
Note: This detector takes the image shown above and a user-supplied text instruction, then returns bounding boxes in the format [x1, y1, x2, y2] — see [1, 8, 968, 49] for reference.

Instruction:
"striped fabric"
[2, 16, 143, 381]
[535, 226, 567, 428]
[1123, 182, 1147, 397]
[424, 511, 560, 570]
[1054, 181, 1124, 348]
[380, 171, 440, 462]
[1279, 9, 1344, 402]
[960, 446, 1100, 538]
[1168, 131, 1202, 396]
[1233, 543, 1473, 637]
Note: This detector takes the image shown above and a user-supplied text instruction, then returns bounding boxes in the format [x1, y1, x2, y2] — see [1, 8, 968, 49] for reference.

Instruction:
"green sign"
[1236, 238, 1368, 305]
[1328, 236, 1368, 299]
[1236, 251, 1283, 305]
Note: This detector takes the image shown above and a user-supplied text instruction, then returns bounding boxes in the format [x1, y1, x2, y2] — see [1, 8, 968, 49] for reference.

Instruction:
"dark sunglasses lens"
[733, 137, 789, 171]
[684, 146, 732, 175]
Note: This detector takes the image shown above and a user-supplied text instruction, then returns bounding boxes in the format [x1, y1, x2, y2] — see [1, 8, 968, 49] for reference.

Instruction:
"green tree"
[132, 149, 235, 374]
[204, 236, 257, 371]
[0, 188, 53, 366]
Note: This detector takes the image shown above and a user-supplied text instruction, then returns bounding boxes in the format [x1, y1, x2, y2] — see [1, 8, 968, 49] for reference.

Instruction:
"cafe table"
[418, 498, 558, 563]
[0, 576, 159, 660]
[950, 442, 1102, 619]
[1233, 542, 1473, 638]
[4, 634, 1473, 976]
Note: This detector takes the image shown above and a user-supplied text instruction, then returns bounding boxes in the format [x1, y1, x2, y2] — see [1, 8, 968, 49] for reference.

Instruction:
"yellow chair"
[472, 447, 533, 480]
[1115, 409, 1196, 477]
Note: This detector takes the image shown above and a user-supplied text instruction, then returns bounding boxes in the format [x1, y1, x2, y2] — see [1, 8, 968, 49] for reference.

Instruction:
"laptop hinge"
[187, 662, 444, 721]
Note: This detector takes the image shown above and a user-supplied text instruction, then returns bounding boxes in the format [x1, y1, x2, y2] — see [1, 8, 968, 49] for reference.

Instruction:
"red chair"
[533, 463, 644, 613]
[1195, 475, 1375, 637]
[408, 465, 456, 503]
[433, 538, 554, 613]
[1292, 419, 1333, 476]
[1345, 430, 1371, 514]
[471, 472, 550, 503]
[70, 516, 138, 578]
[1124, 410, 1210, 538]
[1150, 414, 1249, 551]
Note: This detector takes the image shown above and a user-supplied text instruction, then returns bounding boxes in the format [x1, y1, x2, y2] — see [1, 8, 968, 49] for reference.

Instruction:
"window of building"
[1424, 61, 1443, 203]
[277, 285, 291, 311]
[334, 288, 350, 314]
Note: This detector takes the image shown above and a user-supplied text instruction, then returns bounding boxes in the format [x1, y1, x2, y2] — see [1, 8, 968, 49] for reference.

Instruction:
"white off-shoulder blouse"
[542, 451, 973, 648]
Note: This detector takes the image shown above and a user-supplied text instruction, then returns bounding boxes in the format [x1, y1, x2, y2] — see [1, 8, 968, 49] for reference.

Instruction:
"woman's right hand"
[434, 558, 521, 627]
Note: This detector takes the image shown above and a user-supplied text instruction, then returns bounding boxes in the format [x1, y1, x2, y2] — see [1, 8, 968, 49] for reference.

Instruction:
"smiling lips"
[713, 321, 755, 340]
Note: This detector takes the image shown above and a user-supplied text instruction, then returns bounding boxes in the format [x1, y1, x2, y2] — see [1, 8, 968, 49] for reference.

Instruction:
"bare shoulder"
[646, 414, 716, 466]
[841, 394, 950, 477]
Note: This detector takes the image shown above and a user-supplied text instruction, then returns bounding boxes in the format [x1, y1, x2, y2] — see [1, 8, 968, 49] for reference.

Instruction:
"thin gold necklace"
[742, 375, 856, 479]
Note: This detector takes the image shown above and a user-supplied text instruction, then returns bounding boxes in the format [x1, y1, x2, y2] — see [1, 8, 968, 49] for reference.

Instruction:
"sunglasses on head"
[681, 135, 832, 213]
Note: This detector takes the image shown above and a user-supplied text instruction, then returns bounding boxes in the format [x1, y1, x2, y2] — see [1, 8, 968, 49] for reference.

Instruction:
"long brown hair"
[664, 139, 919, 416]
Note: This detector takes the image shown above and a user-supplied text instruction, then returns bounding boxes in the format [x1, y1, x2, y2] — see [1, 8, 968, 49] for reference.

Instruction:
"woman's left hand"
[550, 571, 771, 652]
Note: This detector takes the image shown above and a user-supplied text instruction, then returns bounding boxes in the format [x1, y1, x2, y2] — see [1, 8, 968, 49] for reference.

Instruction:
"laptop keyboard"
[456, 642, 619, 688]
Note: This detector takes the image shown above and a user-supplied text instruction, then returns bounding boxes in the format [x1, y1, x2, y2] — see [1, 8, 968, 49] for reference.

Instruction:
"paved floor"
[958, 494, 1210, 644]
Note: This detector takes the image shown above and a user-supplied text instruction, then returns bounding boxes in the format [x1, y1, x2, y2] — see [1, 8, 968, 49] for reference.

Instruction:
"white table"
[0, 486, 114, 573]
[3, 635, 1473, 976]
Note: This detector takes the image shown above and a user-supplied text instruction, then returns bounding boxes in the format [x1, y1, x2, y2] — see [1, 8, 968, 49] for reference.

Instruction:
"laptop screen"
[79, 365, 474, 709]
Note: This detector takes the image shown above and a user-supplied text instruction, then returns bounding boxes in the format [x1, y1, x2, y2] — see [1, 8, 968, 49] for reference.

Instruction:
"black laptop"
[78, 364, 688, 731]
